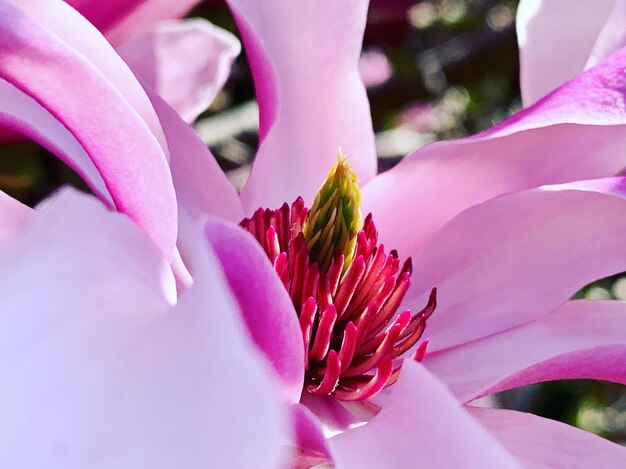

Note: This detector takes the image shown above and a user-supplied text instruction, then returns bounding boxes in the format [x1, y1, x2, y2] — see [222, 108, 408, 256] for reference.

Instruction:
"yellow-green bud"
[303, 151, 363, 272]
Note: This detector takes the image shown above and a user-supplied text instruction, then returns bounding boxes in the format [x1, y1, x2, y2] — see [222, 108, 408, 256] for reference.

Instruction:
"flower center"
[240, 155, 436, 401]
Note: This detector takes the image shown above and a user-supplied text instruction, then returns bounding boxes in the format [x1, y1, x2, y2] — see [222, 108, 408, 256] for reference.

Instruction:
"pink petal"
[146, 90, 243, 249]
[9, 0, 168, 151]
[0, 1, 177, 257]
[0, 190, 289, 467]
[424, 299, 626, 403]
[328, 361, 521, 468]
[0, 79, 112, 205]
[203, 217, 304, 402]
[67, 0, 202, 45]
[118, 19, 240, 123]
[22, 188, 176, 304]
[516, 0, 617, 106]
[0, 190, 33, 248]
[290, 403, 331, 466]
[226, 0, 377, 212]
[468, 407, 626, 468]
[586, 1, 626, 69]
[362, 46, 626, 258]
[300, 393, 369, 432]
[404, 178, 626, 353]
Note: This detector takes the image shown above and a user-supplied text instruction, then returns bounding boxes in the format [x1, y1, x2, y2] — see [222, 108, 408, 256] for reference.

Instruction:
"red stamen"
[337, 322, 358, 373]
[241, 199, 437, 401]
[345, 313, 409, 377]
[334, 256, 366, 317]
[273, 252, 290, 289]
[307, 350, 341, 396]
[332, 358, 393, 401]
[299, 297, 318, 370]
[309, 305, 338, 361]
[265, 225, 280, 263]
[412, 338, 430, 362]
[301, 263, 320, 307]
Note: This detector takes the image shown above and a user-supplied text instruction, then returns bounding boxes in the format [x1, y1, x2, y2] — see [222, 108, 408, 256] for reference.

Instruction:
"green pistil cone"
[303, 152, 363, 272]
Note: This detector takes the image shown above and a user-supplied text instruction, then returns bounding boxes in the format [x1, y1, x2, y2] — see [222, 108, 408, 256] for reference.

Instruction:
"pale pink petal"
[118, 19, 240, 122]
[404, 178, 626, 353]
[328, 361, 521, 468]
[0, 79, 112, 205]
[27, 189, 176, 304]
[424, 300, 626, 403]
[226, 0, 377, 212]
[67, 0, 203, 45]
[9, 0, 168, 151]
[203, 217, 304, 402]
[516, 0, 616, 106]
[468, 407, 626, 468]
[290, 404, 332, 467]
[300, 393, 369, 432]
[362, 47, 626, 257]
[517, 0, 626, 104]
[146, 90, 243, 235]
[0, 190, 33, 247]
[0, 190, 288, 468]
[587, 1, 626, 68]
[0, 1, 177, 257]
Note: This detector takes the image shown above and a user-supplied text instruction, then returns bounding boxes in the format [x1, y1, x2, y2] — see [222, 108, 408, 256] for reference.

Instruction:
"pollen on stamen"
[240, 155, 437, 401]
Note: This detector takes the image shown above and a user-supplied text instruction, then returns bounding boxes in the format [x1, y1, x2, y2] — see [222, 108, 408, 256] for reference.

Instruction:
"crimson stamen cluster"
[241, 198, 436, 401]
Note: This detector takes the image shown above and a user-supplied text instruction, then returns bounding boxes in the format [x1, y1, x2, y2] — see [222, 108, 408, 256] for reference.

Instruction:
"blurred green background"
[1, 0, 624, 444]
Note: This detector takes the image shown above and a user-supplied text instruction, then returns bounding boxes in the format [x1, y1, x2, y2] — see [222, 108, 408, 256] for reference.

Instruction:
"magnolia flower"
[3, 0, 626, 467]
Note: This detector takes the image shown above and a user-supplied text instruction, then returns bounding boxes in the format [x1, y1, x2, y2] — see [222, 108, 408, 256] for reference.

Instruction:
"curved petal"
[0, 79, 112, 205]
[146, 89, 243, 233]
[362, 46, 626, 257]
[8, 0, 168, 150]
[516, 0, 616, 106]
[425, 300, 626, 403]
[587, 0, 626, 69]
[404, 178, 626, 353]
[0, 190, 288, 468]
[118, 19, 240, 122]
[300, 393, 369, 433]
[203, 216, 304, 402]
[0, 190, 33, 247]
[289, 404, 332, 467]
[0, 1, 177, 257]
[226, 0, 377, 212]
[147, 89, 242, 276]
[25, 189, 176, 304]
[468, 407, 626, 468]
[328, 361, 521, 468]
[67, 0, 202, 45]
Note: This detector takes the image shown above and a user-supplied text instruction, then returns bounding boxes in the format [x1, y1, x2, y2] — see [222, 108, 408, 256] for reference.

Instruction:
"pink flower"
[2, 0, 626, 466]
